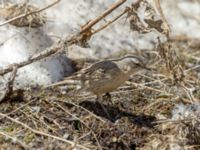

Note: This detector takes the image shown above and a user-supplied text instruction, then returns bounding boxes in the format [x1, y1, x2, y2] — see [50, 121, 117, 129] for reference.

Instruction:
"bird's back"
[81, 60, 130, 95]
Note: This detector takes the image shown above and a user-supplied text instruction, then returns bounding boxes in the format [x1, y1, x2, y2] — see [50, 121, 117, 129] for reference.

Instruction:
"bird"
[47, 55, 150, 103]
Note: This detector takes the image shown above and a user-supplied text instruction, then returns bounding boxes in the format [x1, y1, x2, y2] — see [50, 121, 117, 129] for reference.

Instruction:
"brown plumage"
[48, 55, 149, 98]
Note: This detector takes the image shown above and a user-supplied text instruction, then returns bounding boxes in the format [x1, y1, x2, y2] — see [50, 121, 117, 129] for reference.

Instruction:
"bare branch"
[0, 65, 18, 102]
[0, 0, 128, 76]
[81, 0, 127, 34]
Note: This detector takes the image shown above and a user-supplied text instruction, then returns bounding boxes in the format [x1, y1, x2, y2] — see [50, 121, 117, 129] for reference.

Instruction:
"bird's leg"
[105, 93, 111, 99]
[95, 95, 101, 101]
[106, 93, 114, 105]
[96, 95, 112, 120]
[103, 93, 114, 105]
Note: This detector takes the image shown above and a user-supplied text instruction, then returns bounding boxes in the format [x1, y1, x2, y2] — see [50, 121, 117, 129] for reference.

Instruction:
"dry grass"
[0, 38, 199, 149]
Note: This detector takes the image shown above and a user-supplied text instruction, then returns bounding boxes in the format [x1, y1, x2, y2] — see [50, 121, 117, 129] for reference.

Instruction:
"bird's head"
[119, 55, 151, 73]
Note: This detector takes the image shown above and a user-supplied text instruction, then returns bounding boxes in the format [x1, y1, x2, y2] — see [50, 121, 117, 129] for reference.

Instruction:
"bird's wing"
[46, 60, 120, 88]
[82, 61, 119, 82]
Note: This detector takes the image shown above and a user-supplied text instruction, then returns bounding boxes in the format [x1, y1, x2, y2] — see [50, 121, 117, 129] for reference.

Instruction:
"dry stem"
[0, 65, 18, 102]
[0, 112, 90, 150]
[0, 0, 61, 27]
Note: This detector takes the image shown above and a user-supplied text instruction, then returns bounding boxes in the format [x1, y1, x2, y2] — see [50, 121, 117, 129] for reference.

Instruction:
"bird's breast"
[88, 72, 130, 95]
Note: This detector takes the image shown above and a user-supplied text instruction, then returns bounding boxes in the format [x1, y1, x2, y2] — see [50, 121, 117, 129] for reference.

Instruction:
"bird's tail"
[47, 80, 80, 87]
[45, 70, 84, 88]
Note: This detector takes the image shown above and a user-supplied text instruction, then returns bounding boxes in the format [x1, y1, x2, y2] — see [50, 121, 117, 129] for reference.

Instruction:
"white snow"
[0, 24, 72, 88]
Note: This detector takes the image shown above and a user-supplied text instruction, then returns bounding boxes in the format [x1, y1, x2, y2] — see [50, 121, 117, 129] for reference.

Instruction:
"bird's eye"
[135, 63, 140, 66]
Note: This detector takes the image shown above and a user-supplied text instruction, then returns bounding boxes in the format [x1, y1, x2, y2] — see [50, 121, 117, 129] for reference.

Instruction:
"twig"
[0, 65, 18, 102]
[56, 103, 103, 150]
[0, 131, 28, 149]
[126, 81, 171, 94]
[0, 112, 90, 150]
[142, 98, 177, 113]
[155, 117, 197, 124]
[92, 8, 128, 34]
[0, 42, 63, 76]
[153, 0, 170, 38]
[0, 0, 61, 27]
[178, 83, 196, 103]
[184, 64, 200, 73]
[5, 65, 18, 91]
[0, 98, 37, 120]
[81, 0, 127, 34]
[19, 109, 39, 130]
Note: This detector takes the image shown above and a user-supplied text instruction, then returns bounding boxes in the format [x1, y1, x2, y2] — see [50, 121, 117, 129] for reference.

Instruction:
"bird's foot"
[95, 96, 112, 120]
[103, 93, 114, 105]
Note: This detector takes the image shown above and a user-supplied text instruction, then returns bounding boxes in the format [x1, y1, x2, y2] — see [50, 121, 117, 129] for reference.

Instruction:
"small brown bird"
[47, 55, 150, 102]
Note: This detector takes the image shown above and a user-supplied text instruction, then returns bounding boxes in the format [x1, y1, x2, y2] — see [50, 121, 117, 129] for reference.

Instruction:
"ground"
[1, 40, 199, 149]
